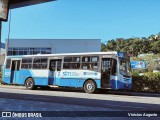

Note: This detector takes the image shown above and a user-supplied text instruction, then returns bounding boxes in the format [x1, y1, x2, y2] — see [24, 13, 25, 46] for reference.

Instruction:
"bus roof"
[6, 51, 119, 58]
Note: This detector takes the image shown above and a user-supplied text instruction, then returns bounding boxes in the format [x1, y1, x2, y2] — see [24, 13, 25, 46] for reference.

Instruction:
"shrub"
[132, 75, 145, 92]
[132, 72, 160, 93]
[132, 69, 148, 76]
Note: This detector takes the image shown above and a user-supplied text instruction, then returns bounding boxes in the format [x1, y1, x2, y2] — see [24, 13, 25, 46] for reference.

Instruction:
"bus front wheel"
[25, 78, 35, 90]
[84, 80, 96, 94]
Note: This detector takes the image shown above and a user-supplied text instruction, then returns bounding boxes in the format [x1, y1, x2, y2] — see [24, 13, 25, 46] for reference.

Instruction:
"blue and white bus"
[2, 51, 132, 93]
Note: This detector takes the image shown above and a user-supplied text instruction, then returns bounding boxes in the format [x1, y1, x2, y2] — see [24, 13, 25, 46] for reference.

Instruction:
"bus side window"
[82, 63, 88, 69]
[63, 57, 80, 69]
[82, 56, 99, 70]
[21, 58, 32, 69]
[6, 59, 11, 69]
[33, 58, 48, 69]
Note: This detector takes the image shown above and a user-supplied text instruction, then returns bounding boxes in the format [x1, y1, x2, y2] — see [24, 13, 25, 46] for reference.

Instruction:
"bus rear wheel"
[25, 78, 35, 90]
[84, 80, 96, 94]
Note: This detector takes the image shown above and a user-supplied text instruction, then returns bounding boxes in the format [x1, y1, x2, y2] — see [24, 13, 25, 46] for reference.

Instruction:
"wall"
[6, 39, 101, 54]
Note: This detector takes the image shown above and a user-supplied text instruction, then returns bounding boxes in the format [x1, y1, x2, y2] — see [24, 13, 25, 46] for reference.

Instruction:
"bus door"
[110, 59, 117, 90]
[101, 58, 111, 88]
[49, 59, 62, 85]
[10, 60, 20, 84]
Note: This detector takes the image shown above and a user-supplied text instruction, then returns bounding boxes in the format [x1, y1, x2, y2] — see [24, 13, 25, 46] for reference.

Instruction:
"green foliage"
[101, 32, 160, 56]
[132, 72, 160, 93]
[132, 75, 144, 92]
[101, 43, 107, 51]
[132, 69, 148, 76]
[132, 70, 141, 76]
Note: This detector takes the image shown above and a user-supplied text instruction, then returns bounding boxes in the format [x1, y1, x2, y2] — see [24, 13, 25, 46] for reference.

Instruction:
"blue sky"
[2, 0, 160, 43]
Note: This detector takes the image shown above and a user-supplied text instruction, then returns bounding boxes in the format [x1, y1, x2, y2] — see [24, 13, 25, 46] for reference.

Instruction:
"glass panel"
[8, 48, 13, 50]
[119, 58, 131, 76]
[33, 51, 40, 54]
[21, 58, 33, 69]
[33, 58, 40, 63]
[82, 56, 99, 69]
[102, 59, 110, 72]
[21, 64, 32, 69]
[6, 59, 11, 69]
[18, 48, 23, 50]
[7, 51, 12, 55]
[30, 48, 34, 50]
[50, 61, 56, 71]
[24, 51, 27, 55]
[41, 58, 47, 63]
[57, 61, 62, 71]
[33, 58, 48, 69]
[82, 57, 90, 62]
[23, 48, 28, 50]
[111, 59, 117, 76]
[19, 51, 24, 55]
[41, 51, 47, 54]
[64, 57, 72, 62]
[34, 48, 40, 51]
[72, 57, 80, 62]
[63, 63, 80, 69]
[92, 57, 99, 62]
[41, 48, 47, 51]
[13, 48, 18, 51]
[22, 58, 32, 63]
[46, 51, 51, 54]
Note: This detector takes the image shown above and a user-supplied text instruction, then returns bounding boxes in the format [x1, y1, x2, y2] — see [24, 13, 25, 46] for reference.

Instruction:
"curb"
[1, 84, 160, 97]
[108, 90, 160, 97]
[0, 84, 25, 89]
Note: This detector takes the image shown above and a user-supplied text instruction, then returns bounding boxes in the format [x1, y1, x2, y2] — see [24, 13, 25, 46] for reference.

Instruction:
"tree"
[101, 32, 160, 56]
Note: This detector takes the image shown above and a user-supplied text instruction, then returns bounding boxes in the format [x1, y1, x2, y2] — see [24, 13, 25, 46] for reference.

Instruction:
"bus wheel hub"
[87, 83, 94, 90]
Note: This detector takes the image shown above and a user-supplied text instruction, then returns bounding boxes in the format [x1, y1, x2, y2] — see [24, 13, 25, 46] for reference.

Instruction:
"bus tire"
[84, 80, 96, 94]
[25, 78, 35, 90]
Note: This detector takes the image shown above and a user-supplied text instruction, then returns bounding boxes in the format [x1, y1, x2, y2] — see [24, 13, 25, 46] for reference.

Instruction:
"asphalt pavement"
[0, 85, 160, 119]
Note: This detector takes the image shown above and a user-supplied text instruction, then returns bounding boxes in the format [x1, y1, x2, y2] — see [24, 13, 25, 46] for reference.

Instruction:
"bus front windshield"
[119, 58, 132, 76]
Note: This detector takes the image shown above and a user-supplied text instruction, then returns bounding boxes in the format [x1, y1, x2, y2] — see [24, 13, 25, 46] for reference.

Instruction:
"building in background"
[5, 39, 101, 56]
[0, 42, 5, 55]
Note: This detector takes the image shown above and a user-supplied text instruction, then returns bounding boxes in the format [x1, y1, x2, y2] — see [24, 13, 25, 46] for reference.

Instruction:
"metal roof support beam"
[10, 0, 55, 9]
